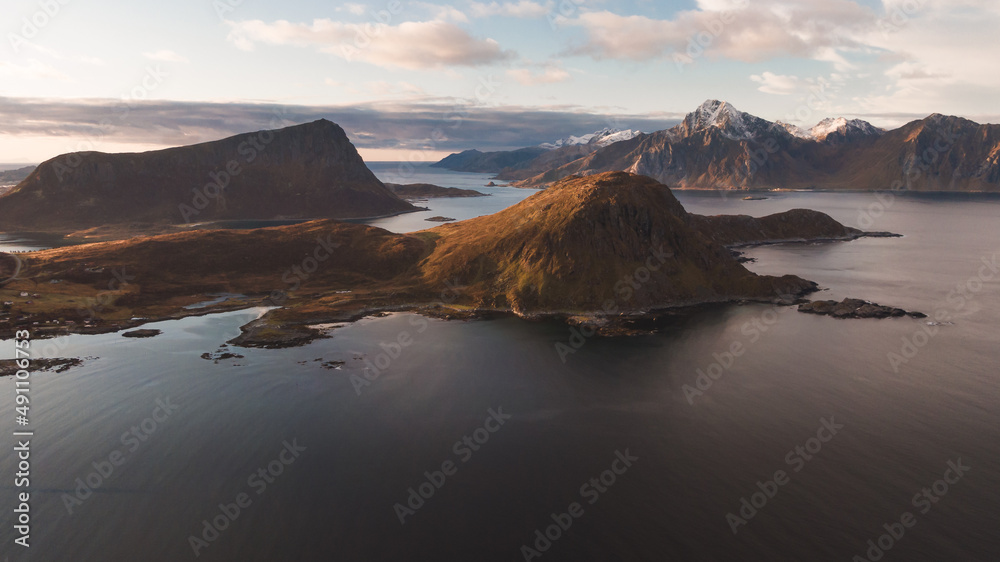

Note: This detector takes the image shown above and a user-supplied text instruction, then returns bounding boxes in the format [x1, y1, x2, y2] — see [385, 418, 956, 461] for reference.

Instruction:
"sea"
[1, 163, 998, 561]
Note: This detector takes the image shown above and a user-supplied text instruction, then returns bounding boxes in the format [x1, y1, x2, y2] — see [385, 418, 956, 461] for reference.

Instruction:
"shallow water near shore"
[1, 188, 999, 561]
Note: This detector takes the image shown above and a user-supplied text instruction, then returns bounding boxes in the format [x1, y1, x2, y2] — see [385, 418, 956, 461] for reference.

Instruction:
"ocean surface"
[1, 171, 999, 561]
[363, 162, 540, 232]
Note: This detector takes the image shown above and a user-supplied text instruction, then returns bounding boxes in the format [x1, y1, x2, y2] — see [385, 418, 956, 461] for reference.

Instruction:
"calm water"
[1, 188, 999, 561]
[364, 161, 539, 232]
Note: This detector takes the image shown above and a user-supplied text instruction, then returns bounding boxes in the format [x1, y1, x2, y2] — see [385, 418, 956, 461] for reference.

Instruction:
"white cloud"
[567, 1, 875, 63]
[469, 1, 551, 19]
[0, 59, 71, 81]
[142, 50, 189, 63]
[365, 81, 426, 96]
[226, 19, 513, 69]
[750, 72, 808, 95]
[340, 3, 367, 16]
[507, 64, 570, 85]
[856, 0, 1000, 114]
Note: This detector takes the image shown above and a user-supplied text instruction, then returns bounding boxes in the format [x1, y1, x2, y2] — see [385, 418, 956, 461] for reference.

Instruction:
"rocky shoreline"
[798, 298, 926, 319]
[0, 357, 84, 377]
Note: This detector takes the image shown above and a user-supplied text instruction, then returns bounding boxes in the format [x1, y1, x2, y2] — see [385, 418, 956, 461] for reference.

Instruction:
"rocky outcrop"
[420, 172, 818, 313]
[0, 120, 416, 231]
[798, 298, 926, 319]
[689, 209, 899, 247]
[385, 183, 487, 199]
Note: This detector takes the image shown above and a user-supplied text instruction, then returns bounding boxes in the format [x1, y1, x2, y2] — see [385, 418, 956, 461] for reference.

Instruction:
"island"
[0, 172, 917, 346]
[384, 183, 488, 200]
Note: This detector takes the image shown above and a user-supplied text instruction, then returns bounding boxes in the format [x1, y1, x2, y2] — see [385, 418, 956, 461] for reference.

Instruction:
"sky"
[2, 0, 999, 164]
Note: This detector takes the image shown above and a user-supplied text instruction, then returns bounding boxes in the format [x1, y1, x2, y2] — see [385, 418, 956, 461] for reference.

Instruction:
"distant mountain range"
[438, 100, 1000, 192]
[0, 120, 417, 232]
[0, 166, 34, 184]
[431, 127, 643, 175]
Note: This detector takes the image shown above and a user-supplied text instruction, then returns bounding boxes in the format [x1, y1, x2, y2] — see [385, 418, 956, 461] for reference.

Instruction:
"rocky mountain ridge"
[0, 120, 417, 231]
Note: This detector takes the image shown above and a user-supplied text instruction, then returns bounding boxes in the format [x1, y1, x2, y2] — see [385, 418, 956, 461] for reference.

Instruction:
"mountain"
[431, 128, 643, 175]
[430, 147, 549, 173]
[0, 166, 35, 185]
[539, 128, 643, 150]
[419, 172, 817, 314]
[0, 120, 416, 231]
[513, 101, 999, 192]
[384, 183, 487, 199]
[808, 117, 884, 144]
[676, 100, 777, 141]
[6, 171, 896, 342]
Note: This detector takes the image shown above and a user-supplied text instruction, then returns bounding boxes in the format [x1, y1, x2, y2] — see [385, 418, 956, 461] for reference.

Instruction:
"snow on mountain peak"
[810, 117, 884, 142]
[775, 121, 814, 140]
[539, 127, 642, 150]
[683, 100, 774, 141]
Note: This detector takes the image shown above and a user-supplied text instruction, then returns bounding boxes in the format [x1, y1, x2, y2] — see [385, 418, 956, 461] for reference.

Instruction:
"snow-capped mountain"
[775, 121, 814, 140]
[676, 100, 883, 145]
[809, 118, 885, 143]
[510, 99, 1000, 192]
[679, 100, 778, 141]
[539, 127, 643, 150]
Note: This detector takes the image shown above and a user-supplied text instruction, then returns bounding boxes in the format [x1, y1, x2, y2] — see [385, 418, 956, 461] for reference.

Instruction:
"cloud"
[469, 1, 552, 19]
[225, 19, 513, 69]
[750, 72, 810, 95]
[565, 0, 876, 62]
[411, 2, 470, 22]
[340, 3, 367, 16]
[507, 65, 570, 85]
[0, 96, 682, 160]
[15, 42, 104, 66]
[142, 50, 189, 63]
[0, 60, 71, 81]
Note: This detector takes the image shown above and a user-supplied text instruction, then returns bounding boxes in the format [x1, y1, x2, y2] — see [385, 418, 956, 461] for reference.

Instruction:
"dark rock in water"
[486, 181, 497, 187]
[123, 329, 161, 338]
[425, 216, 457, 222]
[0, 357, 83, 376]
[798, 298, 926, 319]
